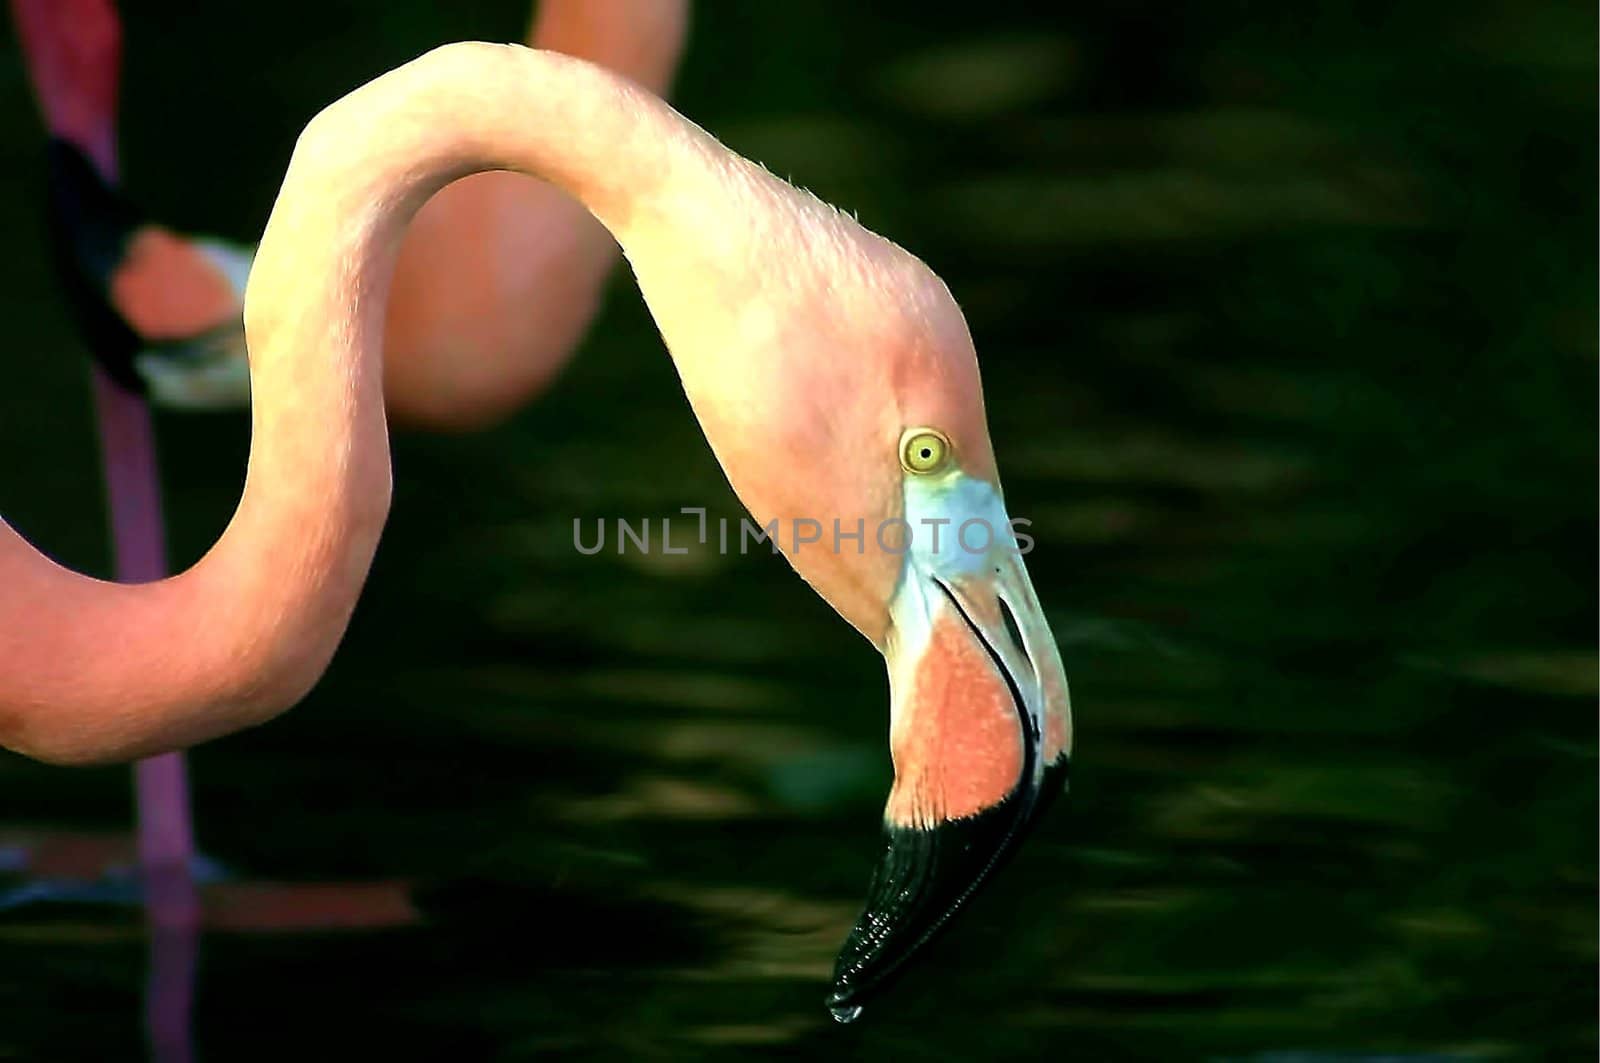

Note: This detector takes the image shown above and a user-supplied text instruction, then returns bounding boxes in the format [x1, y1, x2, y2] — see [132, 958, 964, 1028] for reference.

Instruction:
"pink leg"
[145, 927, 197, 1063]
[90, 369, 198, 925]
[90, 369, 198, 1063]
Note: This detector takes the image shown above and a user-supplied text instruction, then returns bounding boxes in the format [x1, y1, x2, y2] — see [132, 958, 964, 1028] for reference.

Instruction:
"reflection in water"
[0, 0, 1593, 1059]
[145, 921, 195, 1063]
[0, 830, 419, 1060]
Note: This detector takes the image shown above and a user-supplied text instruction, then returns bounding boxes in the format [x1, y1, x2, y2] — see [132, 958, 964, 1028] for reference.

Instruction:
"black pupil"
[920, 448, 931, 459]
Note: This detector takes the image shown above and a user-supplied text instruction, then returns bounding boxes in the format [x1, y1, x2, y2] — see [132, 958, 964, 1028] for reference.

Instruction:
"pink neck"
[0, 45, 729, 764]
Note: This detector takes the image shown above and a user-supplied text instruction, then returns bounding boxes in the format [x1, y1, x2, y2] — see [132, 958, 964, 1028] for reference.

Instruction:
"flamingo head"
[627, 169, 1074, 1017]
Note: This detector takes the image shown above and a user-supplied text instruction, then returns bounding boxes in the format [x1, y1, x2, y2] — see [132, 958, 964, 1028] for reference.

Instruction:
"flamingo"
[0, 43, 1073, 1014]
[6, 0, 689, 905]
[14, 0, 690, 422]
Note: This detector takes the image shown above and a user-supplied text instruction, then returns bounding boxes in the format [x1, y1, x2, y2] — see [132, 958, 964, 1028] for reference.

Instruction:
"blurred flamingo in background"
[9, 0, 209, 943]
[12, 0, 691, 421]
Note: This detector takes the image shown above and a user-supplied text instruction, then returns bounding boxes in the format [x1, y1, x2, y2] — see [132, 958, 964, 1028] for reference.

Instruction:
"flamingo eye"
[900, 427, 952, 475]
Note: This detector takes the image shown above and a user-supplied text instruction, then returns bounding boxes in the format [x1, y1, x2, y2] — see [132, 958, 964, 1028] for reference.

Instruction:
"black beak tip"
[825, 991, 864, 1024]
[822, 757, 1071, 1021]
[824, 923, 888, 1021]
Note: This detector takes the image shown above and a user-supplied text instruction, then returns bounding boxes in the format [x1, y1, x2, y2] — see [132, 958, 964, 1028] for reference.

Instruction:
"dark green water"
[0, 2, 1594, 1059]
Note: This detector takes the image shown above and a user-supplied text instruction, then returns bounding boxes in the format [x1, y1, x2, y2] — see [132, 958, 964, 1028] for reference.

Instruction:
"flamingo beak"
[827, 475, 1072, 1020]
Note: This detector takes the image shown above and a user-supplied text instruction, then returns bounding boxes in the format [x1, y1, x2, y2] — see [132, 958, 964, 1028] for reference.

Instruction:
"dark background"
[0, 1, 1594, 1059]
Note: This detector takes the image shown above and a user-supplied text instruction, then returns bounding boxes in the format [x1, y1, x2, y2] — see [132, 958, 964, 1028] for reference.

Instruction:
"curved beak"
[828, 478, 1072, 1020]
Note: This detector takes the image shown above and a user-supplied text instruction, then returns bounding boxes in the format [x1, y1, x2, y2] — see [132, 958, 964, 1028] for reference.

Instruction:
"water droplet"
[828, 1003, 863, 1024]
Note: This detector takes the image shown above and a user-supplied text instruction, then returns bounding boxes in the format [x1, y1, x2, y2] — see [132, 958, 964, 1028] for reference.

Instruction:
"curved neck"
[231, 42, 774, 616]
[0, 44, 760, 763]
[224, 44, 747, 725]
[229, 43, 734, 636]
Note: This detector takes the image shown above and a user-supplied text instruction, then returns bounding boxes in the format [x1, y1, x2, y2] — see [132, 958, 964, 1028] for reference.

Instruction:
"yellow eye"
[900, 427, 952, 475]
